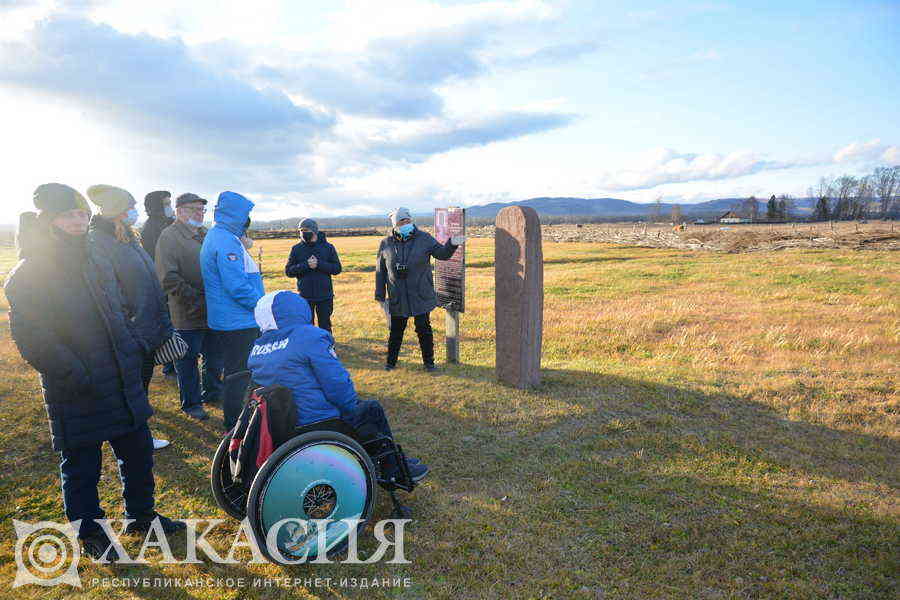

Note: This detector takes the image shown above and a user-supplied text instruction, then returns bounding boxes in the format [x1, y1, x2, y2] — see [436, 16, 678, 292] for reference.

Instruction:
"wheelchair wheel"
[246, 430, 377, 564]
[210, 435, 248, 520]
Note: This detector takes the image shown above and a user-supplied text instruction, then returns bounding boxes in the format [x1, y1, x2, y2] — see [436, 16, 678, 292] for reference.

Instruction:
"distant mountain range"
[0, 196, 817, 231]
[249, 196, 817, 229]
[463, 196, 816, 219]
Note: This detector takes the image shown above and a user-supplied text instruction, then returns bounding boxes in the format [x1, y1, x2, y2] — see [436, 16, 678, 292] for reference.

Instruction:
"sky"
[0, 0, 898, 223]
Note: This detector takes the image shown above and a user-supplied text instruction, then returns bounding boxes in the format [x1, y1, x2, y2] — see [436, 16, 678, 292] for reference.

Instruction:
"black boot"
[124, 513, 186, 535]
[81, 530, 117, 562]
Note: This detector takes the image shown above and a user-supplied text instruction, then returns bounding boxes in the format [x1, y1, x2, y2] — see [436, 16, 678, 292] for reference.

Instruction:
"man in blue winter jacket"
[200, 191, 265, 430]
[247, 290, 429, 482]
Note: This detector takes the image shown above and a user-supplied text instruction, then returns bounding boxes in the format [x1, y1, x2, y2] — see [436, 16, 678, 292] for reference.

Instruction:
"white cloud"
[833, 139, 900, 165]
[883, 146, 900, 164]
[834, 139, 885, 163]
[593, 147, 798, 191]
[0, 15, 333, 165]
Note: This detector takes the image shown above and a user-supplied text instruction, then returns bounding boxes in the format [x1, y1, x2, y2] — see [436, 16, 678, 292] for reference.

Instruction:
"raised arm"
[428, 236, 459, 261]
[285, 244, 310, 278]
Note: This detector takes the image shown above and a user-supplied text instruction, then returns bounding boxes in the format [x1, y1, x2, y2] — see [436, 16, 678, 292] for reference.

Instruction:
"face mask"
[397, 223, 414, 238]
[164, 205, 174, 218]
[123, 208, 139, 226]
[187, 218, 204, 228]
[301, 231, 315, 243]
[242, 236, 254, 250]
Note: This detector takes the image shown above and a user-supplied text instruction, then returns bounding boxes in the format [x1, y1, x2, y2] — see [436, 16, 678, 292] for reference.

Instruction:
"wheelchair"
[210, 371, 419, 562]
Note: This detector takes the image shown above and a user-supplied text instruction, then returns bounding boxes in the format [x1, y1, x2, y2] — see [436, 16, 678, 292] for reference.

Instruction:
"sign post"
[434, 207, 466, 363]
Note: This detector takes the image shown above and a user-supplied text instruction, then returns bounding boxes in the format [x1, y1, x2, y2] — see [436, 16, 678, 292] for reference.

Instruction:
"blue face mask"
[123, 208, 139, 226]
[397, 223, 414, 238]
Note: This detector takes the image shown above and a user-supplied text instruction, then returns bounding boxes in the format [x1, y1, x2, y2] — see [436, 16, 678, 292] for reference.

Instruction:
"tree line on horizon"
[805, 165, 899, 221]
[685, 164, 900, 224]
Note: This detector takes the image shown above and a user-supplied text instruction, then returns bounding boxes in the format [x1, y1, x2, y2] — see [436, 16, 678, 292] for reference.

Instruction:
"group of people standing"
[4, 184, 463, 559]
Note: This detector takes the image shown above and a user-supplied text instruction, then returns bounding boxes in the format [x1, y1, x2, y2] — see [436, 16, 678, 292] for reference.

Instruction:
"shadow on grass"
[328, 331, 899, 494]
[2, 342, 897, 598]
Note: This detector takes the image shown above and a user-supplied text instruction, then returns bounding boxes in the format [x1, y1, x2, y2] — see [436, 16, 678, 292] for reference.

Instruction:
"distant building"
[719, 211, 751, 224]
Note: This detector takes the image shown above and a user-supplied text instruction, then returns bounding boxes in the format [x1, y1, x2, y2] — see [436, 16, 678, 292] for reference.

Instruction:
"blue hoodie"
[248, 291, 358, 425]
[200, 192, 265, 330]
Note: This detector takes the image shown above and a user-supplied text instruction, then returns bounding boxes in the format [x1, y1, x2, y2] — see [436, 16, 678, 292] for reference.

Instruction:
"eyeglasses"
[181, 206, 207, 215]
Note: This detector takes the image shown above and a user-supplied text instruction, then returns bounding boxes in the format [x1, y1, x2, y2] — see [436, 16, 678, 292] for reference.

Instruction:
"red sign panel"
[433, 207, 466, 312]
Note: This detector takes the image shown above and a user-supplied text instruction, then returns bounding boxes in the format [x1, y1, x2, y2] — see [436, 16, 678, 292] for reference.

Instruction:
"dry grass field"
[0, 236, 897, 599]
[468, 220, 900, 252]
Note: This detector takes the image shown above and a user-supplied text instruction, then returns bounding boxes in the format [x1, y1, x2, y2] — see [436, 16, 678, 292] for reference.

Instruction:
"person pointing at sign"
[375, 208, 465, 372]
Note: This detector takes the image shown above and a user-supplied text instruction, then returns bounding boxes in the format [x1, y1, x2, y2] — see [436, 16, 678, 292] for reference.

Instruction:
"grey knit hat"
[298, 217, 318, 233]
[389, 207, 412, 227]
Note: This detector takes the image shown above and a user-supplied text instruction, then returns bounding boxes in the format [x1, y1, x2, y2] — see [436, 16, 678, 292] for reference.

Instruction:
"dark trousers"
[174, 328, 224, 411]
[60, 423, 155, 538]
[215, 327, 260, 430]
[307, 298, 334, 333]
[141, 352, 155, 394]
[387, 312, 434, 367]
[344, 399, 397, 470]
[344, 399, 394, 440]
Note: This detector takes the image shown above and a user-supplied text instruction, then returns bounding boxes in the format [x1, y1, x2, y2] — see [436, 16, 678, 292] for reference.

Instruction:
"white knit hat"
[389, 207, 412, 227]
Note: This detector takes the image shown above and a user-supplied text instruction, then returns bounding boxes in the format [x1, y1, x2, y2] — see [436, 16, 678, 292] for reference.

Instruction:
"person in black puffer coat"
[4, 183, 184, 560]
[285, 218, 342, 333]
[87, 185, 174, 450]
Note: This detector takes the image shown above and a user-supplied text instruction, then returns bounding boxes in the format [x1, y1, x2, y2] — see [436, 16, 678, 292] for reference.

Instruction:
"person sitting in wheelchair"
[247, 290, 429, 482]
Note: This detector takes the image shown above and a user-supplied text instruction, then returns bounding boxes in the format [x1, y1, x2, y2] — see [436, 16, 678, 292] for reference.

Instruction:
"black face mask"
[302, 231, 315, 243]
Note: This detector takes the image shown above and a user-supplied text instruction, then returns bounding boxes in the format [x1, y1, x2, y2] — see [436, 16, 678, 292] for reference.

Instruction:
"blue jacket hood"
[255, 291, 312, 331]
[214, 191, 254, 236]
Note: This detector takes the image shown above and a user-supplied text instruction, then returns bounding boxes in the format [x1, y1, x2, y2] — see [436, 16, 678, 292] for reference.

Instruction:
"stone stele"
[494, 205, 543, 388]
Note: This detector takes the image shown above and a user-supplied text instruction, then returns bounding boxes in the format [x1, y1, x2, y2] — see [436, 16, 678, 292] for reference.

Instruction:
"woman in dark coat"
[374, 207, 464, 371]
[4, 183, 183, 560]
[86, 184, 173, 450]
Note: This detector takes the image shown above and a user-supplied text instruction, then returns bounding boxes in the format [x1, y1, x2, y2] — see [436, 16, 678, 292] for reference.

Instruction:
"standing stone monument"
[495, 206, 543, 388]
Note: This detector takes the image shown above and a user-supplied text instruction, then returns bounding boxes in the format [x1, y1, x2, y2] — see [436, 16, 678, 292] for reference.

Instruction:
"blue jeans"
[60, 423, 155, 538]
[174, 329, 224, 411]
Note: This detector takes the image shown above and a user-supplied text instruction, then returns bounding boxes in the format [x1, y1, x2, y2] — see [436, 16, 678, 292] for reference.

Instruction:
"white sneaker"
[152, 438, 170, 451]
